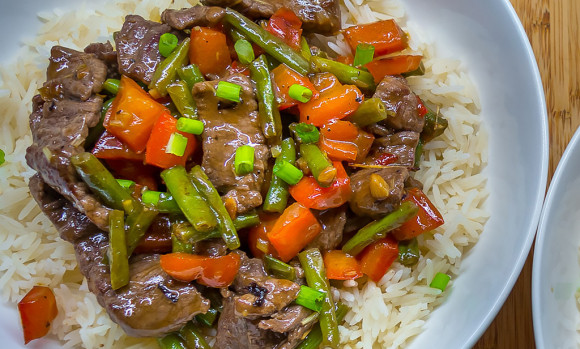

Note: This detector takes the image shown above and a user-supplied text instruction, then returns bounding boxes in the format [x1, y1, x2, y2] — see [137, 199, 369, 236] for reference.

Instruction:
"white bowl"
[532, 127, 580, 349]
[0, 0, 548, 348]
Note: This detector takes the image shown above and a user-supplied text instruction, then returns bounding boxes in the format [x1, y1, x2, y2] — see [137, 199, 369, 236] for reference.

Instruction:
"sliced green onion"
[102, 78, 120, 95]
[159, 33, 179, 57]
[289, 84, 313, 103]
[142, 190, 162, 205]
[289, 123, 320, 144]
[234, 39, 255, 65]
[234, 145, 255, 176]
[264, 255, 296, 280]
[429, 272, 451, 291]
[353, 43, 375, 67]
[216, 81, 242, 102]
[0, 149, 5, 165]
[116, 179, 135, 189]
[165, 132, 188, 157]
[196, 308, 219, 327]
[295, 285, 325, 312]
[273, 160, 303, 185]
[177, 118, 204, 135]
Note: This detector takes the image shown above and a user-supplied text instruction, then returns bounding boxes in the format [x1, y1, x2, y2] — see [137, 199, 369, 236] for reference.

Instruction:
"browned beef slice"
[215, 298, 284, 349]
[161, 5, 225, 30]
[374, 75, 424, 132]
[193, 73, 269, 214]
[115, 15, 172, 84]
[200, 0, 341, 35]
[84, 41, 119, 79]
[260, 305, 316, 349]
[307, 206, 347, 251]
[26, 46, 111, 230]
[349, 167, 409, 218]
[232, 253, 300, 318]
[368, 131, 420, 168]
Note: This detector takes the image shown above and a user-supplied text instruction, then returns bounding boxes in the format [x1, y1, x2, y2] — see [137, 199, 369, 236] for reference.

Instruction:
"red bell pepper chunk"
[267, 202, 322, 262]
[190, 26, 232, 76]
[104, 76, 167, 153]
[391, 188, 444, 240]
[324, 250, 363, 280]
[289, 161, 351, 210]
[145, 112, 198, 169]
[353, 130, 375, 163]
[343, 19, 408, 57]
[298, 84, 363, 127]
[160, 252, 241, 288]
[105, 159, 160, 191]
[247, 214, 279, 259]
[18, 286, 58, 344]
[92, 131, 144, 161]
[228, 61, 251, 77]
[358, 236, 399, 283]
[416, 96, 428, 117]
[265, 8, 303, 50]
[365, 55, 423, 83]
[319, 121, 360, 162]
[374, 153, 399, 166]
[272, 64, 319, 110]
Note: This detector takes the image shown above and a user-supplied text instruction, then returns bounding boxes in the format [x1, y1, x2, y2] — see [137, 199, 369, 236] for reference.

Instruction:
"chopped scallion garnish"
[165, 132, 188, 157]
[177, 118, 204, 135]
[103, 78, 120, 95]
[353, 43, 375, 67]
[288, 84, 313, 103]
[0, 149, 5, 166]
[273, 160, 303, 185]
[429, 272, 451, 291]
[159, 33, 179, 57]
[289, 123, 320, 144]
[234, 145, 255, 176]
[216, 81, 242, 102]
[142, 190, 162, 205]
[234, 39, 255, 65]
[116, 179, 135, 189]
[295, 285, 325, 312]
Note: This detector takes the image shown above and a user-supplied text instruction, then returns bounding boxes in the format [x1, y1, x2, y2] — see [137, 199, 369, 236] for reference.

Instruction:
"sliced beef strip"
[367, 131, 420, 168]
[258, 304, 312, 333]
[215, 297, 284, 349]
[193, 73, 269, 214]
[84, 41, 119, 79]
[232, 252, 300, 318]
[349, 167, 409, 219]
[307, 206, 347, 251]
[200, 0, 341, 35]
[115, 15, 172, 84]
[161, 5, 225, 30]
[374, 75, 424, 132]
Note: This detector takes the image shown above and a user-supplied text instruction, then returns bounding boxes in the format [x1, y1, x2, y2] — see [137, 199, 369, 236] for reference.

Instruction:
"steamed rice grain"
[0, 0, 488, 348]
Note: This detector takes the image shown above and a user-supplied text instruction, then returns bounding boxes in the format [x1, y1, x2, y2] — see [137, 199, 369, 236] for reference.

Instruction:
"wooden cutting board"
[474, 0, 580, 348]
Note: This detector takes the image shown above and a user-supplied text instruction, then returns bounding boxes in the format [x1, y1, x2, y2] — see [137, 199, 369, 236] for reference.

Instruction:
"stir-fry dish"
[22, 0, 450, 347]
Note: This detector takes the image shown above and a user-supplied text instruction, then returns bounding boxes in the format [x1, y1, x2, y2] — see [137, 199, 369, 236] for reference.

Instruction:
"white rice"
[0, 0, 488, 348]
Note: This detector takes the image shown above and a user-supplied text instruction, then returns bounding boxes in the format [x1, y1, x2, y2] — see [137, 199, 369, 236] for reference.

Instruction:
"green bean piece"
[71, 152, 140, 214]
[224, 9, 310, 75]
[398, 237, 421, 266]
[403, 61, 426, 77]
[172, 221, 220, 245]
[157, 192, 181, 213]
[178, 64, 204, 91]
[172, 234, 193, 253]
[232, 211, 261, 230]
[125, 204, 159, 255]
[310, 56, 375, 92]
[289, 123, 320, 144]
[85, 97, 113, 149]
[298, 248, 339, 348]
[167, 80, 198, 119]
[188, 165, 240, 249]
[179, 322, 211, 349]
[296, 303, 349, 349]
[414, 139, 424, 169]
[421, 107, 448, 143]
[342, 201, 419, 256]
[299, 143, 336, 187]
[108, 210, 129, 290]
[346, 97, 389, 127]
[102, 78, 120, 95]
[264, 138, 297, 213]
[249, 55, 282, 141]
[161, 166, 217, 233]
[149, 37, 191, 98]
[300, 36, 311, 61]
[229, 27, 247, 42]
[0, 149, 5, 166]
[195, 308, 219, 327]
[158, 334, 187, 349]
[264, 255, 296, 280]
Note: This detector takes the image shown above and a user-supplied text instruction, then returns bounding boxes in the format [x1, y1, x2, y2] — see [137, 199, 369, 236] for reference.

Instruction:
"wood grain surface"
[474, 0, 580, 348]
